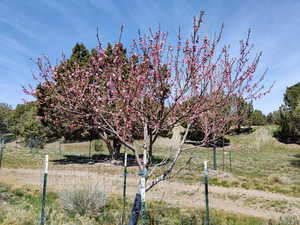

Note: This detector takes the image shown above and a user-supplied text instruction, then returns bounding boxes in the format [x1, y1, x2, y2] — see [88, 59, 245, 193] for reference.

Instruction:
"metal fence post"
[40, 155, 48, 225]
[58, 137, 64, 155]
[203, 160, 210, 225]
[0, 138, 4, 169]
[58, 140, 61, 154]
[121, 152, 128, 225]
[222, 138, 225, 170]
[88, 139, 92, 164]
[212, 146, 217, 170]
[229, 150, 232, 172]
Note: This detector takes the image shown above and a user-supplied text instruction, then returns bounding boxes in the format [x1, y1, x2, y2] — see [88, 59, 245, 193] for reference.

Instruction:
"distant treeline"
[0, 101, 98, 148]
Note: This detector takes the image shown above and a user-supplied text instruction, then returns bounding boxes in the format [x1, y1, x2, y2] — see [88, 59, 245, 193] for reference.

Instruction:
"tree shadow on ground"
[230, 127, 254, 135]
[272, 128, 300, 145]
[52, 153, 170, 167]
[52, 154, 111, 165]
[289, 154, 300, 168]
[185, 137, 231, 148]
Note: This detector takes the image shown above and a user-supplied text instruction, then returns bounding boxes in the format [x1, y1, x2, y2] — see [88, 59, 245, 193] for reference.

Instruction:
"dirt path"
[1, 167, 299, 220]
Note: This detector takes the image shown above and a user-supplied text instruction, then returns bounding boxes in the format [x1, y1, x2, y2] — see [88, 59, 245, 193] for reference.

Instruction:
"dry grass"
[165, 126, 300, 197]
[1, 125, 300, 223]
[2, 126, 300, 197]
[2, 183, 294, 225]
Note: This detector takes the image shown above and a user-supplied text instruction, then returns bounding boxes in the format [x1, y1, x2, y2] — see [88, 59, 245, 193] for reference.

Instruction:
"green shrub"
[59, 184, 107, 217]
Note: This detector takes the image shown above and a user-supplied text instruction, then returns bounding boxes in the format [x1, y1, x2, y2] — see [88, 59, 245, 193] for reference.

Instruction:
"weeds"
[1, 183, 299, 225]
[59, 184, 107, 217]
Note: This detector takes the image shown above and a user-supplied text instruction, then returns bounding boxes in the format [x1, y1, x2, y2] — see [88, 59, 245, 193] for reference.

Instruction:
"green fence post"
[212, 146, 217, 170]
[58, 137, 64, 155]
[0, 139, 4, 169]
[203, 160, 210, 225]
[121, 152, 128, 225]
[40, 155, 48, 225]
[88, 139, 92, 164]
[58, 141, 61, 155]
[229, 150, 232, 172]
[222, 138, 225, 171]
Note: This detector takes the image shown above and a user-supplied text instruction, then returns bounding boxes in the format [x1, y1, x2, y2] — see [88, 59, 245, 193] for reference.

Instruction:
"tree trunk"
[103, 135, 122, 161]
[112, 138, 121, 160]
[105, 140, 114, 158]
[128, 193, 141, 225]
[148, 142, 153, 165]
[237, 123, 241, 133]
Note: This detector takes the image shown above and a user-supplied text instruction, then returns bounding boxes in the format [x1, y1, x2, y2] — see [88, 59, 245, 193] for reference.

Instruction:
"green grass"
[1, 139, 109, 169]
[1, 182, 292, 225]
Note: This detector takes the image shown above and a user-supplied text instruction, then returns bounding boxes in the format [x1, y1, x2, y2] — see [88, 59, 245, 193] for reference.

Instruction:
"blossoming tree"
[26, 12, 271, 220]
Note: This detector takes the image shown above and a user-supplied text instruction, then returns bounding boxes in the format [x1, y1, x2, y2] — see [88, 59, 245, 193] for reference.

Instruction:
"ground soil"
[0, 166, 299, 220]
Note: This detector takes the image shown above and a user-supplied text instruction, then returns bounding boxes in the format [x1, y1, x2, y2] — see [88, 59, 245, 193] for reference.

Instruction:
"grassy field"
[167, 126, 300, 197]
[0, 182, 295, 225]
[0, 125, 300, 224]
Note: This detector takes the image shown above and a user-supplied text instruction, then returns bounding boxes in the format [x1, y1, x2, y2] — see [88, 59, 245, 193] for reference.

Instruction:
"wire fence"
[0, 139, 299, 225]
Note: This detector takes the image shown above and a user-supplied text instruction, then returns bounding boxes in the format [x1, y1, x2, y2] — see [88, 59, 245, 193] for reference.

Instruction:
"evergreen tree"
[0, 103, 13, 135]
[69, 43, 91, 66]
[284, 82, 300, 111]
[249, 109, 267, 126]
[11, 102, 48, 148]
[37, 43, 93, 140]
[35, 42, 128, 159]
[277, 82, 300, 143]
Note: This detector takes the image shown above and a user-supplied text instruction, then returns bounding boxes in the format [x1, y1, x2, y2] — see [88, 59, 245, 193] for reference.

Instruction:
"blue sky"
[0, 0, 300, 114]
